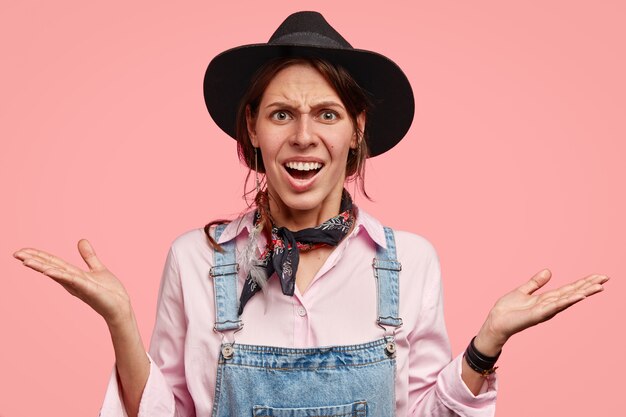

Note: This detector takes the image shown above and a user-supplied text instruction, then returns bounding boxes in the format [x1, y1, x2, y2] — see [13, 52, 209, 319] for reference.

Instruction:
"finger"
[548, 274, 609, 299]
[42, 266, 78, 286]
[22, 258, 83, 283]
[22, 259, 89, 293]
[13, 249, 29, 261]
[517, 269, 552, 295]
[78, 239, 106, 272]
[542, 279, 605, 304]
[539, 281, 607, 319]
[15, 248, 84, 276]
[536, 292, 587, 321]
[552, 293, 587, 312]
[538, 276, 591, 301]
[22, 258, 59, 275]
[584, 274, 610, 286]
[42, 267, 97, 299]
[577, 282, 605, 298]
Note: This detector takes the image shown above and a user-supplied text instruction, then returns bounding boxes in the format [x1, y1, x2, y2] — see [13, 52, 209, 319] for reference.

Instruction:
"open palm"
[482, 269, 608, 347]
[14, 239, 130, 325]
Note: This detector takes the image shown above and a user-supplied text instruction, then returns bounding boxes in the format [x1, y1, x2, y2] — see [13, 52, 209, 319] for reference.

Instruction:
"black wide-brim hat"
[203, 11, 414, 157]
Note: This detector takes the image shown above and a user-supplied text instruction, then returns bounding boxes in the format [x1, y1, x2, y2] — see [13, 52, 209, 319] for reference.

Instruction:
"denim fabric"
[211, 224, 243, 331]
[212, 339, 395, 416]
[374, 227, 403, 328]
[254, 401, 367, 417]
[210, 225, 401, 417]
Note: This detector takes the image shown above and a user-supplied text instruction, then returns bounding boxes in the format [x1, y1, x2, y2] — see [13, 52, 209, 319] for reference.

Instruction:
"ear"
[246, 105, 259, 147]
[351, 111, 367, 149]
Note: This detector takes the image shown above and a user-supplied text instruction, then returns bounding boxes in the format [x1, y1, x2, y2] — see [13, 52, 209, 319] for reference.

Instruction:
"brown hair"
[205, 57, 373, 249]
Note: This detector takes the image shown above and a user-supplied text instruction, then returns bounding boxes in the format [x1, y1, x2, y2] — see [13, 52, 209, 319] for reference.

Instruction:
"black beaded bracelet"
[464, 336, 501, 376]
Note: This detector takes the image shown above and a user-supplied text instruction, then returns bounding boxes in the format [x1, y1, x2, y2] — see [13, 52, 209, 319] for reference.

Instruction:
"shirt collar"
[216, 210, 256, 244]
[215, 206, 388, 249]
[353, 206, 388, 249]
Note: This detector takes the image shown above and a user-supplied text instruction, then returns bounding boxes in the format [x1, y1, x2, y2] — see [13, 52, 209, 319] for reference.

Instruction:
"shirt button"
[296, 306, 307, 317]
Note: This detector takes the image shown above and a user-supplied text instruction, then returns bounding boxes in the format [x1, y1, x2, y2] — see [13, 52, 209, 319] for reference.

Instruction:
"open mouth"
[284, 161, 324, 180]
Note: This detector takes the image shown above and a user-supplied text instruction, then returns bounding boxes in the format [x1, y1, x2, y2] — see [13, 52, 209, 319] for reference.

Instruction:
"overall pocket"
[253, 400, 367, 417]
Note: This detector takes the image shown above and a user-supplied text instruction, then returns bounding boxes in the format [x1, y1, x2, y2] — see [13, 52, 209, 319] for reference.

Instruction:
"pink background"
[1, 1, 624, 416]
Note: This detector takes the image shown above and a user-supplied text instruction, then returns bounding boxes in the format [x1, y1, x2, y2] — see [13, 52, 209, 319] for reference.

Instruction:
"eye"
[319, 110, 338, 122]
[270, 110, 292, 122]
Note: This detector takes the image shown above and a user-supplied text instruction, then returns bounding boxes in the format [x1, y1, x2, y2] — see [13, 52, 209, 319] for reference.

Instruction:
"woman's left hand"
[474, 269, 609, 355]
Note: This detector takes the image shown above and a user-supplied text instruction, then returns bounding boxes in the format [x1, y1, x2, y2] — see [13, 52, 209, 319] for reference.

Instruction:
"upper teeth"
[285, 161, 323, 171]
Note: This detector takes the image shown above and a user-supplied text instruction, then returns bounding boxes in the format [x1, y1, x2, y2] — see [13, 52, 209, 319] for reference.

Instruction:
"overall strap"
[373, 226, 403, 328]
[209, 223, 242, 332]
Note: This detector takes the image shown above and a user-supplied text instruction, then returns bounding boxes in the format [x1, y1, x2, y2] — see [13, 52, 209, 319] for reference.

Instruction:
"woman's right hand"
[15, 240, 150, 417]
[14, 239, 131, 326]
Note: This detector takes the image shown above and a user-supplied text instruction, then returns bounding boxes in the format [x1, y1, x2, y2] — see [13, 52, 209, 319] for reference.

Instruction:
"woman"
[13, 11, 608, 417]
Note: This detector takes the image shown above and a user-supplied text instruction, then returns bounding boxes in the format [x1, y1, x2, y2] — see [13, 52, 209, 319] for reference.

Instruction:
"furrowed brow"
[310, 100, 345, 110]
[265, 100, 345, 111]
[265, 101, 298, 110]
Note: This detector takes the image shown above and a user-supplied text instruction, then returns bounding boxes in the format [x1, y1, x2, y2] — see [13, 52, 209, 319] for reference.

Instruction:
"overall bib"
[210, 224, 403, 417]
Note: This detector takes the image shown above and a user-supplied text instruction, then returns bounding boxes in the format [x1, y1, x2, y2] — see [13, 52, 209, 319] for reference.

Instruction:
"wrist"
[106, 304, 136, 333]
[475, 323, 507, 357]
[464, 336, 501, 376]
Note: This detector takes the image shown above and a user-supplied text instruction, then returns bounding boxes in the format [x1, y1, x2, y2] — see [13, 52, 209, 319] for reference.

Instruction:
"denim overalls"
[209, 224, 403, 417]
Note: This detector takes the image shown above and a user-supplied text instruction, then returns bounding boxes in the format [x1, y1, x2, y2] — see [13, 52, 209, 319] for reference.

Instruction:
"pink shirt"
[100, 208, 497, 416]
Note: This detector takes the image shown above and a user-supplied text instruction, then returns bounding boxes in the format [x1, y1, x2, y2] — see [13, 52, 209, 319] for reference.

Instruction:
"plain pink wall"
[1, 1, 624, 416]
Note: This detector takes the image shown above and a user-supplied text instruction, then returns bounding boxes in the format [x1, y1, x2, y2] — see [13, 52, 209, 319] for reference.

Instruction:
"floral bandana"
[238, 190, 355, 315]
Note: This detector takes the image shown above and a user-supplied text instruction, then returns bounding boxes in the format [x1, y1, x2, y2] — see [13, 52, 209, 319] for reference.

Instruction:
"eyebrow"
[265, 100, 346, 111]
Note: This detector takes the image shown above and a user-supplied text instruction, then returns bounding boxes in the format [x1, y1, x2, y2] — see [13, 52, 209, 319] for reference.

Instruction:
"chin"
[276, 191, 327, 212]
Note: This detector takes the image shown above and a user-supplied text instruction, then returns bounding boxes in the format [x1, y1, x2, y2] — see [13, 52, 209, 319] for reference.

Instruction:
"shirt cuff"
[435, 353, 498, 416]
[99, 354, 175, 417]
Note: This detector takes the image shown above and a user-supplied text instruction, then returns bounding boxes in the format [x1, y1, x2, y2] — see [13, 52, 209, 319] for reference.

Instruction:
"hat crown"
[268, 11, 352, 49]
[204, 11, 415, 157]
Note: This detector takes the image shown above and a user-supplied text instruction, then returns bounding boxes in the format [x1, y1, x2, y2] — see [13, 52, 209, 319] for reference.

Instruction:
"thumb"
[517, 268, 552, 295]
[78, 239, 105, 272]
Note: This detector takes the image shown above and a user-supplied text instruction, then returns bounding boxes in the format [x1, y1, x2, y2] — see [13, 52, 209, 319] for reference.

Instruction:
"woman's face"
[248, 63, 364, 221]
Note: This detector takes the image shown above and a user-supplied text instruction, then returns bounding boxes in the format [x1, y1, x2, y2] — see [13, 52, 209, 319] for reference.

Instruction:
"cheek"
[259, 140, 281, 160]
[255, 130, 277, 152]
[327, 136, 352, 158]
[258, 142, 282, 171]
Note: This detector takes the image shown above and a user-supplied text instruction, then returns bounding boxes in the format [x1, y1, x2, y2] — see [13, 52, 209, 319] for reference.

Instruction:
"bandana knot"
[238, 190, 355, 314]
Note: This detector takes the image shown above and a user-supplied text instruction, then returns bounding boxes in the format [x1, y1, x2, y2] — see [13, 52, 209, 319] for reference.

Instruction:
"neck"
[267, 190, 345, 231]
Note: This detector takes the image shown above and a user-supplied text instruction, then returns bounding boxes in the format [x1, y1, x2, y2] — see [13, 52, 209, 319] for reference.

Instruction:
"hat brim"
[203, 43, 414, 157]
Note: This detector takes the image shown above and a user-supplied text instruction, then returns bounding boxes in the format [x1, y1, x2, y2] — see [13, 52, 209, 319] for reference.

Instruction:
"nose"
[290, 115, 316, 148]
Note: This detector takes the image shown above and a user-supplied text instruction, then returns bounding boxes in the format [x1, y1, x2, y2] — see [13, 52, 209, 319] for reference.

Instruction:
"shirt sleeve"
[99, 247, 194, 417]
[408, 244, 497, 417]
